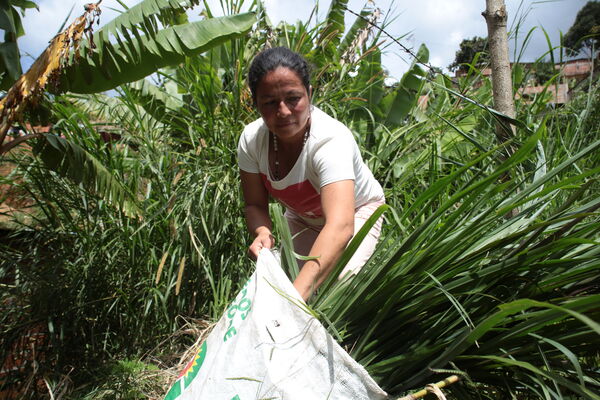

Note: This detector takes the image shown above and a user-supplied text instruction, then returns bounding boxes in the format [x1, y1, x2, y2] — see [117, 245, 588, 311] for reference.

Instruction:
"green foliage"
[530, 60, 556, 85]
[353, 46, 385, 112]
[76, 359, 161, 400]
[1, 1, 599, 399]
[338, 7, 372, 57]
[97, 0, 199, 38]
[315, 130, 600, 394]
[448, 36, 489, 72]
[57, 12, 257, 94]
[564, 1, 600, 56]
[381, 44, 429, 126]
[1, 96, 252, 396]
[0, 0, 38, 89]
[315, 0, 348, 63]
[33, 132, 142, 217]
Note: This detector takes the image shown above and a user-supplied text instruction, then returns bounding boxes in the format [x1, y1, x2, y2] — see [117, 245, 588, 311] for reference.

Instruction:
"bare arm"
[240, 170, 274, 258]
[293, 180, 355, 301]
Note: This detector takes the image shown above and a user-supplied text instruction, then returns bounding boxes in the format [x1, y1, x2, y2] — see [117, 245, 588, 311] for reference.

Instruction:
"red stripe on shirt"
[260, 173, 322, 218]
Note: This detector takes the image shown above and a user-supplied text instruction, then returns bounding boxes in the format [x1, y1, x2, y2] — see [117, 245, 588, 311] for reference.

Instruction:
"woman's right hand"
[248, 229, 275, 260]
[240, 170, 274, 260]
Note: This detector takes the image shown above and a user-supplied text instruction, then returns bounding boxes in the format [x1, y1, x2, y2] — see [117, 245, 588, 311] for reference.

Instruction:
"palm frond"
[34, 134, 142, 217]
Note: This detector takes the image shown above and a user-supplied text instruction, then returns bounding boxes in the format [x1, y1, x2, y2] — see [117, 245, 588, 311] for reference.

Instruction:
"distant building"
[517, 84, 569, 105]
[559, 58, 592, 81]
[453, 57, 594, 105]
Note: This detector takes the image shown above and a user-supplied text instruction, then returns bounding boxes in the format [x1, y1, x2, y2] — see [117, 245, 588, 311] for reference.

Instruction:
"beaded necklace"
[272, 124, 310, 181]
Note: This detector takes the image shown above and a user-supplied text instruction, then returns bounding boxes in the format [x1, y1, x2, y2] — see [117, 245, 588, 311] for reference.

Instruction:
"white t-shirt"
[238, 106, 384, 219]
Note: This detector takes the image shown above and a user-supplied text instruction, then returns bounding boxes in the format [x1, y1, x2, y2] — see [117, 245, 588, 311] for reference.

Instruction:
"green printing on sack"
[224, 278, 253, 342]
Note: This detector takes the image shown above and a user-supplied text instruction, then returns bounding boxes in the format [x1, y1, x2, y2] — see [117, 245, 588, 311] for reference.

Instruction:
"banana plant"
[0, 0, 38, 89]
[1, 1, 256, 217]
[55, 9, 256, 93]
[379, 44, 429, 126]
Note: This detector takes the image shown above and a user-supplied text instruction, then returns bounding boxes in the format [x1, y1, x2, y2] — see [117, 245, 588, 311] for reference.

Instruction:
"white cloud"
[430, 55, 443, 68]
[365, 0, 587, 78]
[16, 0, 590, 78]
[264, 0, 329, 26]
[449, 31, 463, 45]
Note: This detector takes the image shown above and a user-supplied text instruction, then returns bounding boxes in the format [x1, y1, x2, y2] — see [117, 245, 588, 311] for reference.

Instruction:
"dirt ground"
[0, 144, 35, 228]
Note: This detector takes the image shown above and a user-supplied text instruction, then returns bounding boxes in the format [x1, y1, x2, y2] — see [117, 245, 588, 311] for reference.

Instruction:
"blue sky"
[20, 0, 587, 79]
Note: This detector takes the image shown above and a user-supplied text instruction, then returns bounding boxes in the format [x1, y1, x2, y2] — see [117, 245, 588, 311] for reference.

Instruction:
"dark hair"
[248, 47, 311, 102]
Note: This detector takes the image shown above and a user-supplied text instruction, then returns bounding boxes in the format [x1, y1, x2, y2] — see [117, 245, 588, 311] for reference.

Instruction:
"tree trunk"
[483, 0, 519, 218]
[483, 0, 516, 148]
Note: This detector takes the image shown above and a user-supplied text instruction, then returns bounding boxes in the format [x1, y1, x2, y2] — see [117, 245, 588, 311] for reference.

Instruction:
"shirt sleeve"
[311, 132, 356, 188]
[237, 127, 260, 174]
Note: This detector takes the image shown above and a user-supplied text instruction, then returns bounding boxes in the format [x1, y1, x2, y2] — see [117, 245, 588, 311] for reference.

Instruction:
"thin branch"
[0, 133, 43, 156]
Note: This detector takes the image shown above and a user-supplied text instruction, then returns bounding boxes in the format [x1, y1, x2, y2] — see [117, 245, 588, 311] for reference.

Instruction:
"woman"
[238, 47, 385, 302]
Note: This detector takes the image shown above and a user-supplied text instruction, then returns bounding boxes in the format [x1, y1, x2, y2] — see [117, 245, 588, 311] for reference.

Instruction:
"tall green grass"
[1, 1, 599, 398]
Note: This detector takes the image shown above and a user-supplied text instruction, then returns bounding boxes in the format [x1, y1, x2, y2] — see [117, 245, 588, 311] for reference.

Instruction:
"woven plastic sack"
[164, 249, 387, 400]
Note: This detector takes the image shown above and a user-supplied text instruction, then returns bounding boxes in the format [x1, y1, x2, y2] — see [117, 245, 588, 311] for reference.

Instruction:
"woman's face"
[255, 67, 311, 143]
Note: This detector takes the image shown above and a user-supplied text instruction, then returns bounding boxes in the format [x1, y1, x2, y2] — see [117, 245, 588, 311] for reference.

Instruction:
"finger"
[248, 242, 261, 258]
[261, 235, 274, 249]
[254, 241, 266, 253]
[255, 237, 269, 250]
[248, 247, 258, 260]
